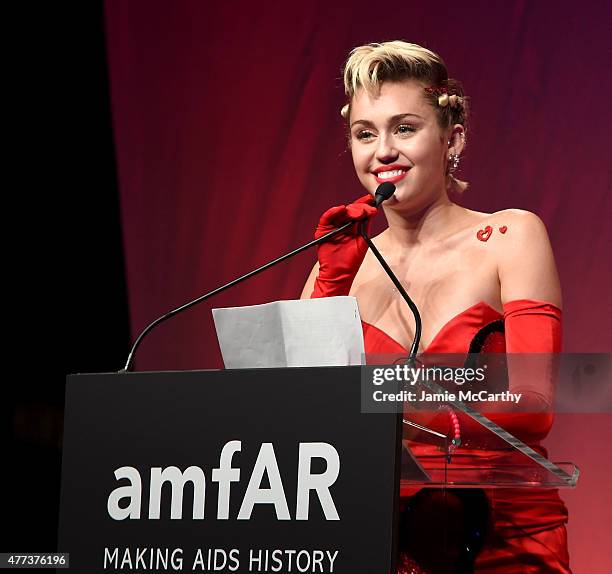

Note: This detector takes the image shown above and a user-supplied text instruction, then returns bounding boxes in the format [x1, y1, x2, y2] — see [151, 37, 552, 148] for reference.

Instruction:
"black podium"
[59, 365, 579, 573]
[58, 367, 403, 573]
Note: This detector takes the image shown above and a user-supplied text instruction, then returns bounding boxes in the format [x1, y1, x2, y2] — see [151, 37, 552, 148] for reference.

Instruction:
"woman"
[301, 41, 569, 573]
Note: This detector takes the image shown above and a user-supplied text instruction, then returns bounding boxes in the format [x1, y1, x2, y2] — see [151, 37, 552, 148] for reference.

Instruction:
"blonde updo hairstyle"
[341, 41, 469, 193]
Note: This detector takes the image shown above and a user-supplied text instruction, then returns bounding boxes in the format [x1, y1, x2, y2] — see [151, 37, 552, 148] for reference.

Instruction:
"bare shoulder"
[478, 209, 561, 307]
[479, 209, 550, 248]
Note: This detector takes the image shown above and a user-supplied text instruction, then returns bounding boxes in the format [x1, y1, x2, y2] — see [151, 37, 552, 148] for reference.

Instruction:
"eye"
[354, 129, 375, 142]
[396, 124, 416, 136]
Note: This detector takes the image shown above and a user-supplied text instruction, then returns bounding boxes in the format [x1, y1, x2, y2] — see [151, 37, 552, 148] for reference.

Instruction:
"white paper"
[212, 297, 365, 369]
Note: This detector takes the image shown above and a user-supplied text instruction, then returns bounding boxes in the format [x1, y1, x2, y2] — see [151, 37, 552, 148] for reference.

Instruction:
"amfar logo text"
[107, 441, 340, 521]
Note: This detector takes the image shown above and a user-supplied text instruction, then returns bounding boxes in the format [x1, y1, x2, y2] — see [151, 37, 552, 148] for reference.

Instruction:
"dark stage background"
[6, 1, 611, 571]
[5, 1, 130, 556]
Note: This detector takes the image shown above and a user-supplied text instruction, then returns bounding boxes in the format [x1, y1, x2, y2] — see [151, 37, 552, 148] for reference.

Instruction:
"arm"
[493, 210, 563, 438]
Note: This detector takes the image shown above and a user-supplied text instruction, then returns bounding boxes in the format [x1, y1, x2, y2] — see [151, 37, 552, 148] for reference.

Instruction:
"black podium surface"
[59, 367, 402, 573]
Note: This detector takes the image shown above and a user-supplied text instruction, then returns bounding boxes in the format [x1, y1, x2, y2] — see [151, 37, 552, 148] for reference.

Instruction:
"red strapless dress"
[363, 300, 571, 574]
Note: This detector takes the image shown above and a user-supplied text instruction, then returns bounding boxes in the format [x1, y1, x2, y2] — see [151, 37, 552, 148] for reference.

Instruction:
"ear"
[447, 124, 466, 156]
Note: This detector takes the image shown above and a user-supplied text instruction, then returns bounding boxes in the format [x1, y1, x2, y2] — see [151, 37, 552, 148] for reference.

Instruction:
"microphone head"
[374, 182, 396, 206]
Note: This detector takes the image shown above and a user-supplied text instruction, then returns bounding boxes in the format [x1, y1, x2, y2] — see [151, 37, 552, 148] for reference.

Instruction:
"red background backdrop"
[105, 1, 611, 570]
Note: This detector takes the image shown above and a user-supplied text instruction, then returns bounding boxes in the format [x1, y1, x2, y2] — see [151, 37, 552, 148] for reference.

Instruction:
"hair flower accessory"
[425, 86, 463, 108]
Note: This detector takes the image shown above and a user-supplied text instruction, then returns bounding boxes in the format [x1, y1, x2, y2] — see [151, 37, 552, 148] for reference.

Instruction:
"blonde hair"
[342, 40, 469, 192]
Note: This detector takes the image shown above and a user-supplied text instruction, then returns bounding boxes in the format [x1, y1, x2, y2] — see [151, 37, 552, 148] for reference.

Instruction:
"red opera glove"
[311, 195, 377, 298]
[489, 299, 562, 440]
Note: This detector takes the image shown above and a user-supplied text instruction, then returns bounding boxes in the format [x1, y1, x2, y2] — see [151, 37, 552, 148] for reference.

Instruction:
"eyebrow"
[350, 113, 424, 129]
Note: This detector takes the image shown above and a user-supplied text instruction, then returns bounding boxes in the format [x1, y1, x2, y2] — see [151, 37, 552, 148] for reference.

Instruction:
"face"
[349, 80, 452, 209]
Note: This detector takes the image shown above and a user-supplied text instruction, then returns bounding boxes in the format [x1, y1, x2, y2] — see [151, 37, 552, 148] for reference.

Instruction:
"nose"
[375, 133, 399, 163]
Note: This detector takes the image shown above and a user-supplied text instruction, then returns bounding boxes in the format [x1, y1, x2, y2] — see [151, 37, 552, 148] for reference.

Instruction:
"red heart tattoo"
[476, 225, 493, 242]
[499, 225, 508, 234]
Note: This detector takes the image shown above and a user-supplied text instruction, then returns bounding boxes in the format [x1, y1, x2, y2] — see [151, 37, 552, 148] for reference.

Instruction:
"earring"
[449, 153, 460, 172]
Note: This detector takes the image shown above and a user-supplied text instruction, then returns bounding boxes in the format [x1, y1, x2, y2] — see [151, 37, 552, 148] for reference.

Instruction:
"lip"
[372, 164, 410, 184]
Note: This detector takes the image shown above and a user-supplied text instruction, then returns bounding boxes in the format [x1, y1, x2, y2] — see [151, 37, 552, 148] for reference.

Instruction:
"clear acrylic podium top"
[398, 378, 579, 490]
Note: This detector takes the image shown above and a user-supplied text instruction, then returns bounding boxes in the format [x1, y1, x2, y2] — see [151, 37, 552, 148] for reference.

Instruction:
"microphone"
[374, 181, 396, 206]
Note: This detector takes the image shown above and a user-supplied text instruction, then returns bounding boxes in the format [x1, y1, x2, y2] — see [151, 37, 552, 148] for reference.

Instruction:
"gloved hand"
[311, 194, 377, 298]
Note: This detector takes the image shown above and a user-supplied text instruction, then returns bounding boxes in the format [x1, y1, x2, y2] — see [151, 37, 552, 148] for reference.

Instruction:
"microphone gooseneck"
[361, 183, 422, 360]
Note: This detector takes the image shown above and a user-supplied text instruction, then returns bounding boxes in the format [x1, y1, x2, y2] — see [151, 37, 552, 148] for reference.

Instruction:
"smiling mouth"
[376, 169, 406, 179]
[373, 168, 409, 183]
